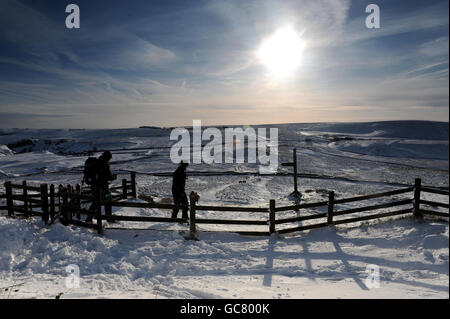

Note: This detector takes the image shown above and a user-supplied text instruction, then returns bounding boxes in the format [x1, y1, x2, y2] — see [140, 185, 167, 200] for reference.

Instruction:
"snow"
[0, 121, 448, 299]
[0, 217, 447, 299]
[0, 145, 13, 157]
[330, 139, 448, 160]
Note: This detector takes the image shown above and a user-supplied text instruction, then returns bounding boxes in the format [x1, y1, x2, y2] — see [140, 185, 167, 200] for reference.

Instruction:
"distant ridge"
[288, 120, 449, 141]
[138, 126, 164, 129]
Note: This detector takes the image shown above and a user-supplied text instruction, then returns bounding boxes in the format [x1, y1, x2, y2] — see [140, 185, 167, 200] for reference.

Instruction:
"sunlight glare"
[258, 26, 304, 77]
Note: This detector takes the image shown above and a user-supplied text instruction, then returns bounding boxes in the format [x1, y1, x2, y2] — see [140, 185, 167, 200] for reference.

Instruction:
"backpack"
[83, 157, 98, 185]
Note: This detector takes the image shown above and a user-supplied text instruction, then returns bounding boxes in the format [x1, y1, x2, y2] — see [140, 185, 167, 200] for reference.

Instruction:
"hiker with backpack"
[84, 151, 117, 222]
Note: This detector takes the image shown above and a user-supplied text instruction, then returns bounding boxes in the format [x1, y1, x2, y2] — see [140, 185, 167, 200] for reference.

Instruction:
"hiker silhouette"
[85, 151, 117, 222]
[171, 161, 189, 219]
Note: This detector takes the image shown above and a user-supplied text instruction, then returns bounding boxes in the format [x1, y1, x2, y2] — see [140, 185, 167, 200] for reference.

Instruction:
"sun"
[258, 26, 304, 77]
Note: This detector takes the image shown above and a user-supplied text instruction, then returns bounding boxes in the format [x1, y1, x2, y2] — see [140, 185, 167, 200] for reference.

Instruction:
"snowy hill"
[0, 121, 448, 299]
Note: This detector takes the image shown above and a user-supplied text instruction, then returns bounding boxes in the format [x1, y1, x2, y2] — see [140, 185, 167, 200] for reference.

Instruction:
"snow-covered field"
[0, 217, 448, 299]
[0, 121, 448, 299]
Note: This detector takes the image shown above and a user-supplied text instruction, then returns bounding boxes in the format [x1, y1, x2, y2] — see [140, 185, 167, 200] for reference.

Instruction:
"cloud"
[418, 36, 449, 57]
[0, 111, 75, 129]
[66, 28, 178, 71]
[0, 112, 73, 119]
[0, 0, 177, 73]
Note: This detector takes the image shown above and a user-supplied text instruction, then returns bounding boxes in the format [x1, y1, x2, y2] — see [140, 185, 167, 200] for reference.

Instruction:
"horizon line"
[1, 119, 449, 131]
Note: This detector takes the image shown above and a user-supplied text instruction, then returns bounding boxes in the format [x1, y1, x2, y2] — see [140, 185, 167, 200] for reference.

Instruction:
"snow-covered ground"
[0, 217, 448, 299]
[0, 121, 448, 298]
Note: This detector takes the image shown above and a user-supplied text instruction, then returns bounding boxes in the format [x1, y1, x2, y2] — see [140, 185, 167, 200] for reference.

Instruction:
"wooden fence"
[0, 176, 448, 236]
[62, 178, 450, 235]
[0, 172, 137, 228]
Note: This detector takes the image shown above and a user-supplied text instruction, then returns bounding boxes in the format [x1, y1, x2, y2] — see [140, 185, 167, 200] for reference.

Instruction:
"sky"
[0, 0, 448, 129]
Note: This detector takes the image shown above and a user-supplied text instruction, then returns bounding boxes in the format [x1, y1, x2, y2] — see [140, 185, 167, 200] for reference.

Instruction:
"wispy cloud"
[0, 0, 448, 128]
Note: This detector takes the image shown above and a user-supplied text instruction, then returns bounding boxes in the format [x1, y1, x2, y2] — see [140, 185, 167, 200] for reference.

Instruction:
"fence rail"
[334, 199, 413, 217]
[0, 176, 448, 236]
[420, 187, 449, 196]
[419, 200, 450, 209]
[274, 212, 328, 225]
[332, 208, 413, 226]
[101, 215, 187, 223]
[415, 184, 450, 218]
[195, 205, 268, 213]
[333, 187, 414, 204]
[419, 209, 449, 218]
[195, 218, 268, 226]
[274, 200, 328, 212]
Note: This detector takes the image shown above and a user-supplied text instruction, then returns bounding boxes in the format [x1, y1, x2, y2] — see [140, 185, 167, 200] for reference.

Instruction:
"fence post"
[413, 178, 422, 218]
[5, 182, 13, 217]
[97, 189, 103, 235]
[189, 192, 196, 234]
[49, 184, 55, 223]
[327, 191, 335, 225]
[40, 184, 49, 224]
[122, 178, 127, 199]
[269, 199, 276, 234]
[130, 171, 137, 198]
[58, 184, 63, 219]
[22, 181, 29, 218]
[61, 187, 68, 225]
[105, 192, 112, 223]
[67, 184, 73, 222]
